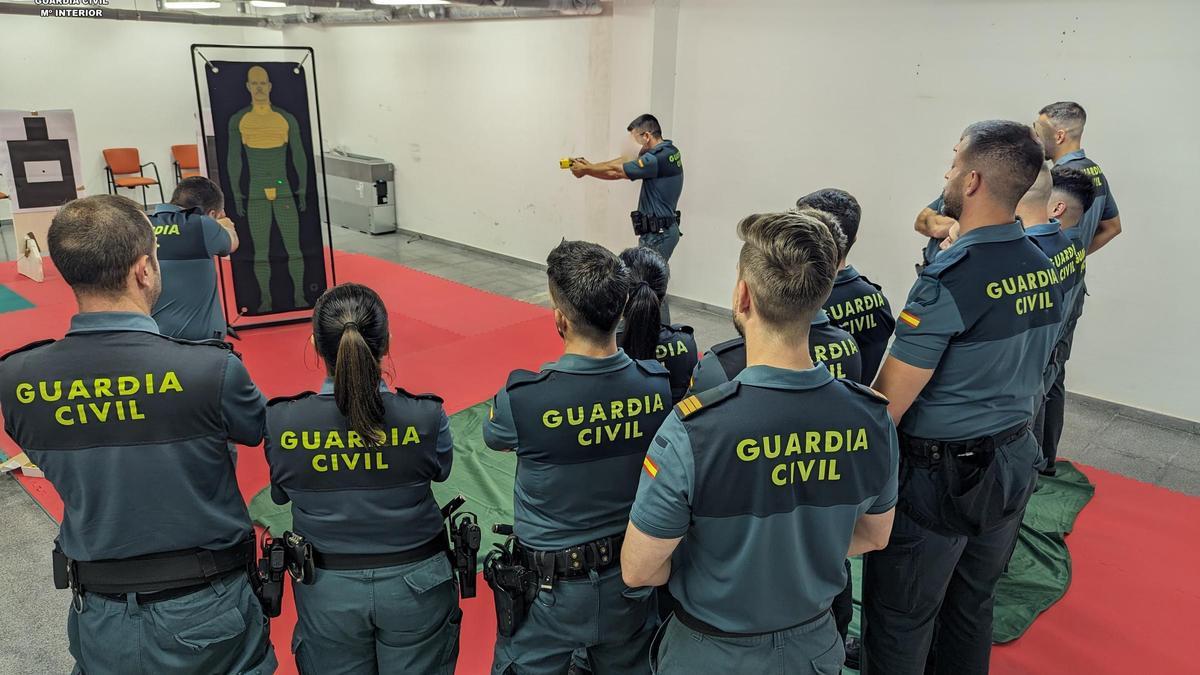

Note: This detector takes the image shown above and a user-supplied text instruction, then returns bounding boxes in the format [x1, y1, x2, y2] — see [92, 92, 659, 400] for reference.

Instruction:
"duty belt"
[312, 531, 449, 571]
[674, 605, 828, 639]
[899, 421, 1030, 461]
[631, 211, 681, 235]
[518, 533, 623, 591]
[53, 538, 256, 603]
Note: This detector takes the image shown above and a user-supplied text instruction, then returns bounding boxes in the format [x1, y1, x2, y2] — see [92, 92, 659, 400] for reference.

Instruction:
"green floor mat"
[249, 401, 518, 572]
[845, 460, 1095, 654]
[0, 285, 34, 314]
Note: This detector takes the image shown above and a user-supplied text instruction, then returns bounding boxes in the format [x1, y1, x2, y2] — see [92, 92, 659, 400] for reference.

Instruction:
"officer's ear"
[132, 254, 155, 290]
[732, 278, 753, 319]
[1049, 199, 1068, 220]
[553, 307, 569, 340]
[964, 170, 982, 198]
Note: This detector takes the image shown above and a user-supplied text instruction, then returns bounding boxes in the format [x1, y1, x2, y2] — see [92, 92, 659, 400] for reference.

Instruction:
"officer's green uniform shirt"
[891, 222, 1065, 440]
[483, 350, 671, 550]
[264, 378, 453, 555]
[630, 364, 899, 633]
[622, 140, 684, 218]
[616, 323, 698, 404]
[149, 204, 232, 341]
[1026, 220, 1084, 328]
[0, 312, 264, 561]
[689, 309, 862, 393]
[825, 266, 896, 384]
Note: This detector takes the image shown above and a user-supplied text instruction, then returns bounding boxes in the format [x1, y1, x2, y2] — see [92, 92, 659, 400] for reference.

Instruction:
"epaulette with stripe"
[921, 244, 970, 279]
[839, 379, 890, 405]
[395, 388, 445, 404]
[633, 359, 670, 377]
[504, 368, 551, 391]
[267, 391, 317, 406]
[0, 339, 56, 362]
[675, 380, 739, 419]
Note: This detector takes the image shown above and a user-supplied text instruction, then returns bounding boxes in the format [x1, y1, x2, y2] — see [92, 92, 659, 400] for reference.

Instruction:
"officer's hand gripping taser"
[442, 495, 482, 599]
[483, 524, 539, 637]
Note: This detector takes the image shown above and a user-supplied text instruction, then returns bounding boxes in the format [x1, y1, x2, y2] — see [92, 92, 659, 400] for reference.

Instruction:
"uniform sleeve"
[629, 413, 695, 539]
[201, 216, 233, 257]
[1100, 176, 1119, 219]
[623, 151, 659, 181]
[888, 276, 965, 369]
[867, 422, 900, 514]
[687, 350, 728, 395]
[482, 385, 518, 450]
[434, 409, 453, 482]
[221, 352, 266, 446]
[928, 194, 944, 212]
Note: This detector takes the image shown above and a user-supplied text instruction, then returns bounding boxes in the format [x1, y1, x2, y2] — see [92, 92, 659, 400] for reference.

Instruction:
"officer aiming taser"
[630, 210, 682, 236]
[483, 524, 539, 637]
[441, 494, 482, 599]
[559, 157, 581, 169]
[254, 536, 287, 618]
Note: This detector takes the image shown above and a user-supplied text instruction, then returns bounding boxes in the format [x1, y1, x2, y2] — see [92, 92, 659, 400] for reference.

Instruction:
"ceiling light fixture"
[369, 0, 450, 5]
[249, 0, 287, 6]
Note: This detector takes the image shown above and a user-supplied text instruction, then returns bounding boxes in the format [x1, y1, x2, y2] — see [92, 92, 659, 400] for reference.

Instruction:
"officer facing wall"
[864, 121, 1066, 674]
[622, 210, 899, 675]
[0, 195, 276, 675]
[263, 283, 461, 675]
[483, 240, 672, 675]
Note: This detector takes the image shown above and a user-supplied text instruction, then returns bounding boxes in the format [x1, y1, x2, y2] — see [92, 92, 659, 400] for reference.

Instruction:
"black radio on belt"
[441, 495, 482, 599]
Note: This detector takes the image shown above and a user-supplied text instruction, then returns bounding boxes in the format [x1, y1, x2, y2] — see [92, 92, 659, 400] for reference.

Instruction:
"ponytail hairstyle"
[618, 246, 669, 361]
[312, 283, 390, 447]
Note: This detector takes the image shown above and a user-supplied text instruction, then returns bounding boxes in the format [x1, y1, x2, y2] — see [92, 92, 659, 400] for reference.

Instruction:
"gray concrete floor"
[1, 223, 1198, 673]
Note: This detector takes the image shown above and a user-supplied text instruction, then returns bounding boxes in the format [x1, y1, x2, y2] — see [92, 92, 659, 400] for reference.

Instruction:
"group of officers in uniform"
[0, 102, 1120, 675]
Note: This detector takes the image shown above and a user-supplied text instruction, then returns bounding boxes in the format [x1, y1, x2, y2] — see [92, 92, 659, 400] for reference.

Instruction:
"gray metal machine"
[323, 150, 397, 235]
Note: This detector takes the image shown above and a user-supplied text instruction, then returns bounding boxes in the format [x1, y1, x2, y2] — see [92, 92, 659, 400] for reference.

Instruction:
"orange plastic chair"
[103, 147, 164, 208]
[171, 144, 203, 184]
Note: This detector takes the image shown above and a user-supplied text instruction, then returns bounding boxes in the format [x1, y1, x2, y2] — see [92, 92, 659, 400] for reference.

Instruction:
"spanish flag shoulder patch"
[899, 310, 921, 328]
[643, 456, 659, 478]
[676, 395, 703, 418]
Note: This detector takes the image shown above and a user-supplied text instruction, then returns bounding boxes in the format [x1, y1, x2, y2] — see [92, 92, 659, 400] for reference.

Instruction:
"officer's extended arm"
[621, 524, 681, 588]
[571, 157, 629, 181]
[914, 207, 958, 240]
[872, 357, 934, 425]
[227, 114, 244, 215]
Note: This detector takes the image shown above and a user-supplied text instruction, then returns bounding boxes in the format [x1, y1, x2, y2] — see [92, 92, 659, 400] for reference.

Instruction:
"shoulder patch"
[0, 338, 56, 362]
[839, 379, 889, 405]
[669, 323, 695, 335]
[634, 358, 670, 377]
[394, 387, 445, 404]
[267, 391, 317, 407]
[921, 245, 970, 279]
[504, 368, 551, 391]
[709, 336, 745, 356]
[676, 380, 740, 419]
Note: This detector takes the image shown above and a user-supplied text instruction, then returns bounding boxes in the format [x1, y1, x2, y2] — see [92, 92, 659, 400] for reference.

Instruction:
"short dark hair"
[627, 114, 662, 138]
[795, 188, 861, 251]
[1039, 101, 1087, 132]
[958, 120, 1045, 209]
[48, 195, 156, 296]
[737, 211, 838, 328]
[794, 207, 849, 262]
[547, 240, 630, 341]
[1050, 166, 1097, 211]
[171, 176, 224, 214]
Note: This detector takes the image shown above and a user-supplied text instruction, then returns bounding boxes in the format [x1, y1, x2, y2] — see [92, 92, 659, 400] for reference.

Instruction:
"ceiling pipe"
[0, 1, 270, 25]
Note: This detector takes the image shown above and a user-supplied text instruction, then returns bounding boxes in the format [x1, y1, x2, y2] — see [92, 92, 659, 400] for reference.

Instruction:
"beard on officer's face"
[732, 310, 746, 339]
[942, 176, 966, 221]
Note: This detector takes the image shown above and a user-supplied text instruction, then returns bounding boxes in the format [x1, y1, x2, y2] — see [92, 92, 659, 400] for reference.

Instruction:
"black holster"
[483, 526, 537, 637]
[253, 537, 287, 618]
[442, 495, 482, 600]
[631, 211, 680, 236]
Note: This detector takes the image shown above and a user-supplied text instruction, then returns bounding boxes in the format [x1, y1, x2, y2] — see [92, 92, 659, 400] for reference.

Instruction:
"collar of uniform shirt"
[151, 203, 185, 215]
[811, 308, 833, 327]
[953, 220, 1026, 248]
[834, 265, 861, 284]
[1025, 218, 1064, 236]
[66, 311, 160, 336]
[541, 349, 632, 374]
[318, 378, 391, 396]
[1055, 149, 1087, 166]
[733, 363, 834, 391]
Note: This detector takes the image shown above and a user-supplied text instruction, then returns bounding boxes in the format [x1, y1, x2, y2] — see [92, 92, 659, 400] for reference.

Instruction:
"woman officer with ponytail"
[263, 283, 460, 675]
[617, 246, 698, 404]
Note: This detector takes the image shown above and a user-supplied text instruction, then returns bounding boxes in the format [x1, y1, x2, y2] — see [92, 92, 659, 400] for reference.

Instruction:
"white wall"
[0, 12, 282, 219]
[666, 0, 1200, 421]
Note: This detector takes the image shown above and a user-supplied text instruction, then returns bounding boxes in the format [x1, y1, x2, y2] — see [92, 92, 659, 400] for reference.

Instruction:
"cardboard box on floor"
[0, 452, 44, 479]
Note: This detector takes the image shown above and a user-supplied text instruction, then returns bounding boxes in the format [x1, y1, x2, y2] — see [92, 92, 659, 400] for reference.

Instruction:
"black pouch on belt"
[630, 211, 650, 236]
